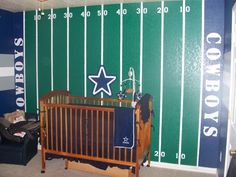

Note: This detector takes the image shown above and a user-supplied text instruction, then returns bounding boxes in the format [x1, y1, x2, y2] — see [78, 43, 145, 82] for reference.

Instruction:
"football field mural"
[24, 0, 224, 167]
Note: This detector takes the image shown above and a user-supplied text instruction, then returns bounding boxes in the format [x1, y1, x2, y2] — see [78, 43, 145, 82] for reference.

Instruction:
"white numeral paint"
[34, 15, 41, 20]
[157, 7, 169, 14]
[81, 11, 90, 17]
[116, 9, 127, 15]
[176, 153, 186, 159]
[97, 10, 108, 16]
[136, 8, 148, 14]
[154, 151, 166, 157]
[64, 12, 73, 18]
[180, 6, 191, 13]
[48, 13, 56, 20]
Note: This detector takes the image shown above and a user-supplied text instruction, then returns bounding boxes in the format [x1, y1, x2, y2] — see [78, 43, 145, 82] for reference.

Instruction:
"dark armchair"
[0, 112, 39, 165]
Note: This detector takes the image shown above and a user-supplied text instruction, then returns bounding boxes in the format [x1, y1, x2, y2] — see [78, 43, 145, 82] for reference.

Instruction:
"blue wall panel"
[199, 0, 225, 168]
[0, 90, 16, 117]
[0, 9, 13, 54]
[0, 10, 23, 116]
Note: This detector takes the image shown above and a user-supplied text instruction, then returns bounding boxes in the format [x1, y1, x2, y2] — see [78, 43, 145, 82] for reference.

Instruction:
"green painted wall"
[25, 1, 202, 166]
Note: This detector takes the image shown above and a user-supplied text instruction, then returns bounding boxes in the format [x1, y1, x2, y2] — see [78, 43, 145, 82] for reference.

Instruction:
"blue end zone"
[0, 9, 13, 54]
[199, 0, 225, 168]
[0, 89, 16, 117]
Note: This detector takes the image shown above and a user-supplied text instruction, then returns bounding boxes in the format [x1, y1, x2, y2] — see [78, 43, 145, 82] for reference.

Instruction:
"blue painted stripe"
[199, 0, 224, 168]
[0, 9, 13, 54]
[0, 90, 16, 117]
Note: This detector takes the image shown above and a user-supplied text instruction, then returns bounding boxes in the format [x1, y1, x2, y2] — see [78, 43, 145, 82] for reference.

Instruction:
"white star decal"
[88, 66, 116, 96]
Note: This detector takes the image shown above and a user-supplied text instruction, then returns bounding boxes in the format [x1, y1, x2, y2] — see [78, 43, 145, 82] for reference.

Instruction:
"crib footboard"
[39, 90, 152, 177]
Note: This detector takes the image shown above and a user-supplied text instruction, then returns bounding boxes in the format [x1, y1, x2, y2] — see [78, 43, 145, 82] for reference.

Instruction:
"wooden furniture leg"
[135, 164, 139, 177]
[147, 151, 151, 167]
[128, 168, 133, 177]
[41, 149, 46, 173]
[65, 159, 68, 170]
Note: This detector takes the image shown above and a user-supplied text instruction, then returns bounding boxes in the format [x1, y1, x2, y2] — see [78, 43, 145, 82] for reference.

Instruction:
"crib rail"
[40, 90, 152, 177]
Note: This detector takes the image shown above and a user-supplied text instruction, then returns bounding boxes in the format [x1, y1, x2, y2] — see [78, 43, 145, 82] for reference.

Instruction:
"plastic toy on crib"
[117, 67, 142, 106]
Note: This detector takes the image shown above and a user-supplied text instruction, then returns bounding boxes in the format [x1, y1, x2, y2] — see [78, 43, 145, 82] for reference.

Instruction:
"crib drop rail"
[41, 103, 136, 167]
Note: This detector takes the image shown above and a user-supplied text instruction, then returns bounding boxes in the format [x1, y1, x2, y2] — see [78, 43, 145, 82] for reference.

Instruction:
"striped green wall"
[25, 1, 202, 166]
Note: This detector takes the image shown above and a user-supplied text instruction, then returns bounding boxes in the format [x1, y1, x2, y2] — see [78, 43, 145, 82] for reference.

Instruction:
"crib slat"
[107, 111, 110, 159]
[60, 107, 63, 152]
[96, 110, 99, 157]
[86, 109, 88, 156]
[91, 110, 94, 156]
[65, 107, 68, 153]
[50, 106, 53, 150]
[113, 114, 115, 160]
[75, 108, 78, 154]
[130, 149, 133, 163]
[102, 111, 104, 158]
[124, 148, 127, 162]
[56, 107, 58, 151]
[80, 109, 82, 154]
[119, 148, 121, 161]
[70, 108, 72, 153]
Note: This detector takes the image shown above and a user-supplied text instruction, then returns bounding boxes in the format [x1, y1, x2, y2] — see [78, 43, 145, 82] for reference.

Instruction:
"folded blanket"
[114, 107, 135, 149]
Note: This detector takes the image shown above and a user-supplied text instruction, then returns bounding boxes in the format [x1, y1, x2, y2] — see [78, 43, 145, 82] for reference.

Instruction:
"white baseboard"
[149, 161, 217, 175]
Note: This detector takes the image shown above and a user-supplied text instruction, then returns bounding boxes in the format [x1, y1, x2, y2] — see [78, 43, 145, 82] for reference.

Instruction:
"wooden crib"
[39, 90, 152, 177]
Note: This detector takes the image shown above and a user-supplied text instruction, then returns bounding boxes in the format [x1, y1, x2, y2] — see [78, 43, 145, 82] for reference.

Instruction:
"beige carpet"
[0, 152, 217, 177]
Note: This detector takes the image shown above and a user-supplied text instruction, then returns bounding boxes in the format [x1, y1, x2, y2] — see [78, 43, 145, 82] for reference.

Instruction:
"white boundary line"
[67, 7, 70, 91]
[101, 4, 104, 66]
[178, 0, 186, 165]
[197, 0, 205, 167]
[36, 10, 39, 111]
[139, 2, 143, 92]
[23, 11, 26, 112]
[84, 6, 87, 97]
[101, 4, 104, 99]
[120, 3, 123, 92]
[159, 0, 164, 162]
[51, 9, 54, 91]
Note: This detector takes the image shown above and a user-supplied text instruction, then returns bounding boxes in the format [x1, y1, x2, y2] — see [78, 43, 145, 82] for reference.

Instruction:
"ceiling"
[0, 0, 167, 12]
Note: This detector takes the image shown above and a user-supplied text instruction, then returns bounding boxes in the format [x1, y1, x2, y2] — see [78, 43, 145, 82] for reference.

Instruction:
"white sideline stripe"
[36, 10, 39, 111]
[0, 67, 14, 77]
[101, 4, 104, 99]
[159, 0, 164, 162]
[67, 7, 70, 91]
[101, 4, 104, 66]
[197, 0, 205, 167]
[51, 9, 54, 91]
[150, 161, 217, 174]
[84, 6, 87, 97]
[23, 11, 26, 112]
[120, 3, 123, 92]
[178, 0, 186, 164]
[139, 2, 143, 93]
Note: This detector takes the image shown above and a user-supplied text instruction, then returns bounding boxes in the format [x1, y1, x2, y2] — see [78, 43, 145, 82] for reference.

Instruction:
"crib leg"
[41, 149, 46, 173]
[135, 164, 139, 177]
[147, 151, 151, 167]
[128, 168, 133, 177]
[65, 159, 68, 170]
